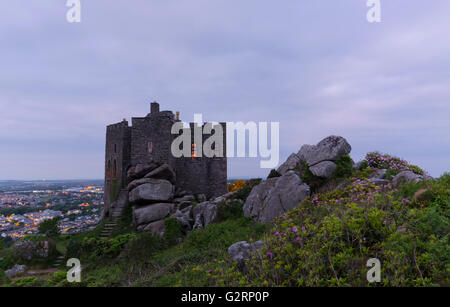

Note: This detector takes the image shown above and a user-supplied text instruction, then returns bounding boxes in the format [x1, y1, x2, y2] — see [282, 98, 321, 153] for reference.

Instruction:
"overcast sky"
[0, 0, 449, 180]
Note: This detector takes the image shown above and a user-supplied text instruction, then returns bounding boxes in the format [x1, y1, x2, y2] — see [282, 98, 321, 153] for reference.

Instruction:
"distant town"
[0, 180, 103, 239]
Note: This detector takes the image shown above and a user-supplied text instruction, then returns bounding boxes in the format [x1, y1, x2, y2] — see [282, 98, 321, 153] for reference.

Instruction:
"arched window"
[107, 160, 111, 177]
[113, 160, 117, 177]
[191, 143, 197, 160]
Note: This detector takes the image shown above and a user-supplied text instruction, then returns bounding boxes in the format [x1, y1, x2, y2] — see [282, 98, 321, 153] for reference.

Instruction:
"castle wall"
[104, 103, 228, 215]
[175, 122, 227, 199]
[104, 120, 131, 216]
[130, 111, 177, 169]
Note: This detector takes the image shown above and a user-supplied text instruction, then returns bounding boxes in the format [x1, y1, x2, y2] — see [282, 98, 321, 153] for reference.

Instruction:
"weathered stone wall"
[174, 122, 227, 199]
[105, 103, 227, 212]
[131, 111, 177, 169]
[104, 120, 131, 215]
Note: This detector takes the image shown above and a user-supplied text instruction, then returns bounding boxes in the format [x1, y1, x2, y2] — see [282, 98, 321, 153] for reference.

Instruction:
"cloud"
[0, 0, 449, 179]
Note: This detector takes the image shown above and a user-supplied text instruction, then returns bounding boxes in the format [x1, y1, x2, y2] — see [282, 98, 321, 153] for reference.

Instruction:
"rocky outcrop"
[243, 171, 310, 223]
[228, 241, 264, 264]
[144, 163, 176, 184]
[5, 264, 26, 279]
[14, 240, 56, 261]
[132, 203, 174, 227]
[277, 136, 351, 178]
[192, 191, 239, 230]
[392, 171, 422, 188]
[127, 162, 159, 182]
[276, 153, 301, 176]
[129, 179, 174, 205]
[309, 161, 337, 178]
[298, 136, 351, 166]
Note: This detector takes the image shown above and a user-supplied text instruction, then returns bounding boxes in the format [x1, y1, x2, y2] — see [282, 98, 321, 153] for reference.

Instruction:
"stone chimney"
[151, 102, 160, 114]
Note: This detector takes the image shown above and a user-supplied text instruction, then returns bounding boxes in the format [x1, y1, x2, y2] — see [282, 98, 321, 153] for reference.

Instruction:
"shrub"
[163, 217, 182, 246]
[365, 152, 424, 175]
[228, 179, 246, 192]
[38, 217, 61, 237]
[215, 200, 244, 222]
[332, 154, 354, 179]
[202, 173, 449, 287]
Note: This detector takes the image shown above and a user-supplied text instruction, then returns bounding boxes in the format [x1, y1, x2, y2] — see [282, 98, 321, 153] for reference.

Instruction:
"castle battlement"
[104, 102, 227, 212]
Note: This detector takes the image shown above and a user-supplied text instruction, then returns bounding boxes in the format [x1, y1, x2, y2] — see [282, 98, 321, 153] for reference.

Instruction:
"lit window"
[191, 143, 197, 160]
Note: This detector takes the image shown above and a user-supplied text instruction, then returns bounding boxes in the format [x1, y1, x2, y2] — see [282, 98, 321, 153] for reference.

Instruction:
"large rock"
[309, 161, 337, 178]
[127, 178, 154, 191]
[127, 162, 159, 181]
[392, 171, 422, 188]
[172, 206, 194, 234]
[228, 241, 264, 264]
[132, 203, 174, 226]
[244, 171, 310, 223]
[297, 136, 351, 166]
[5, 264, 26, 279]
[276, 153, 301, 175]
[193, 202, 218, 229]
[144, 163, 176, 184]
[141, 220, 166, 236]
[129, 179, 174, 205]
[14, 240, 56, 261]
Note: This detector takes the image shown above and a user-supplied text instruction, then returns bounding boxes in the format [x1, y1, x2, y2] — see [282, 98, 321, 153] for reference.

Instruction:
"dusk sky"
[0, 1, 449, 180]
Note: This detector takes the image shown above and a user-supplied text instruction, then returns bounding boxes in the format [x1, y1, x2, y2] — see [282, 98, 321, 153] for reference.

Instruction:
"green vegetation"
[196, 173, 449, 286]
[38, 217, 61, 237]
[0, 153, 447, 287]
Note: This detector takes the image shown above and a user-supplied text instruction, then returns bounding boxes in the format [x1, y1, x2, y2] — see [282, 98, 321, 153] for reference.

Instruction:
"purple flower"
[209, 269, 213, 274]
[296, 237, 301, 242]
[225, 258, 230, 263]
[292, 226, 298, 232]
[275, 232, 280, 237]
[402, 198, 410, 205]
[266, 251, 273, 259]
[301, 226, 306, 232]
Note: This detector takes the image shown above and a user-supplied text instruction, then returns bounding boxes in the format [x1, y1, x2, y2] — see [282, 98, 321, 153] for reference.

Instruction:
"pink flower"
[225, 258, 230, 263]
[266, 252, 273, 259]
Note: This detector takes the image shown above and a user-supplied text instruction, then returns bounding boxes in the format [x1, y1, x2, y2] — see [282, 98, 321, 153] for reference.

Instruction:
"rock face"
[14, 240, 56, 261]
[141, 220, 166, 236]
[244, 171, 310, 223]
[129, 179, 174, 205]
[392, 171, 422, 188]
[228, 241, 264, 264]
[132, 203, 174, 227]
[276, 136, 351, 178]
[193, 202, 218, 230]
[5, 264, 26, 279]
[127, 162, 159, 182]
[144, 163, 176, 184]
[298, 136, 351, 166]
[309, 161, 337, 178]
[276, 153, 301, 176]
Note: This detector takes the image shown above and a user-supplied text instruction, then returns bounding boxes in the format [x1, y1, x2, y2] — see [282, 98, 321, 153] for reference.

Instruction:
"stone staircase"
[99, 206, 124, 238]
[53, 255, 65, 268]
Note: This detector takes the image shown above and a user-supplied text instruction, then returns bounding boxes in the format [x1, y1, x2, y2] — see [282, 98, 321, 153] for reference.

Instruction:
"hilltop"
[0, 136, 448, 287]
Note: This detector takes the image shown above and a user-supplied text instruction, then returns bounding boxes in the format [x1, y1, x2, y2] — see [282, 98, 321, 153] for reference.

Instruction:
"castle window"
[113, 160, 117, 177]
[191, 143, 198, 160]
[148, 141, 153, 153]
[107, 160, 111, 177]
[114, 144, 117, 153]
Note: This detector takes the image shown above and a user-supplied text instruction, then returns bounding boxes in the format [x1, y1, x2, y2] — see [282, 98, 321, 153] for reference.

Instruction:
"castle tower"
[104, 120, 131, 216]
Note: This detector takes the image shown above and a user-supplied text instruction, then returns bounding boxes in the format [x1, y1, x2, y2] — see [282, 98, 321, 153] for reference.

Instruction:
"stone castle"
[103, 102, 227, 216]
